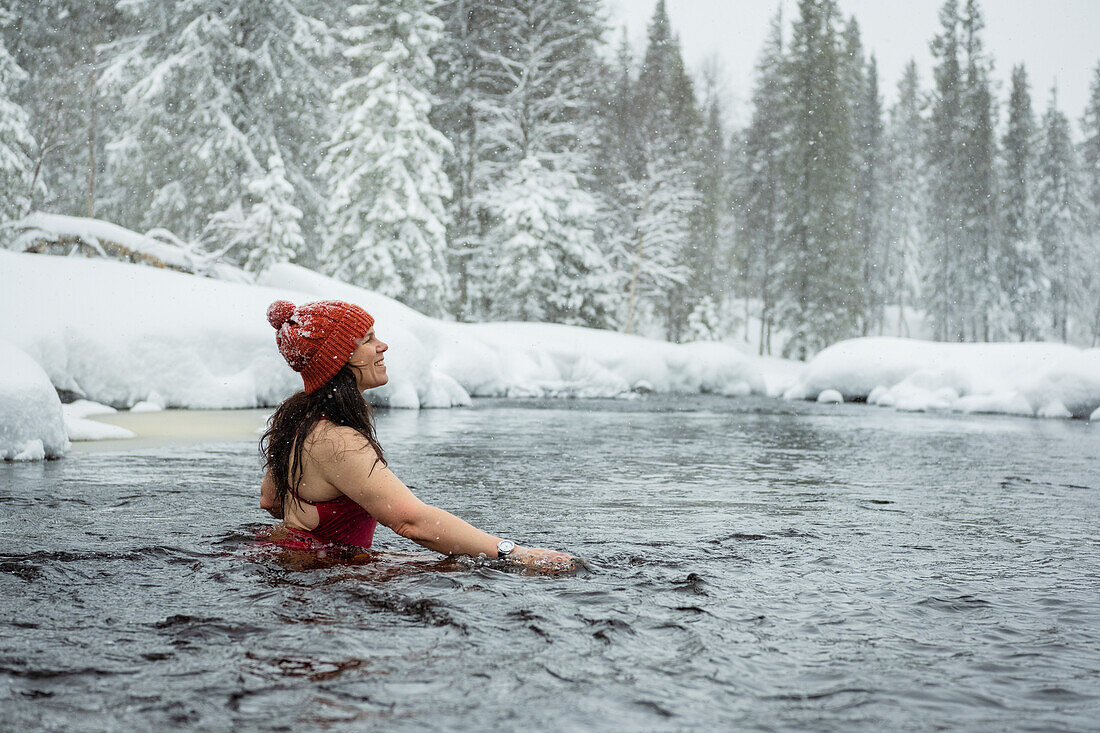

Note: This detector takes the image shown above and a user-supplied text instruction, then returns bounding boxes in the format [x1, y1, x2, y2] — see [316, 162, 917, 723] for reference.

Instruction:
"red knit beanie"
[267, 300, 375, 394]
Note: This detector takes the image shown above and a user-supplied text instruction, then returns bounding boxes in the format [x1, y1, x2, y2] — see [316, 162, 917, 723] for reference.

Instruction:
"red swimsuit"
[273, 417, 378, 551]
[294, 494, 378, 549]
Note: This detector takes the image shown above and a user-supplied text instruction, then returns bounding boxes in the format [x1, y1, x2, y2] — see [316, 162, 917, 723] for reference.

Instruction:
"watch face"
[498, 540, 516, 556]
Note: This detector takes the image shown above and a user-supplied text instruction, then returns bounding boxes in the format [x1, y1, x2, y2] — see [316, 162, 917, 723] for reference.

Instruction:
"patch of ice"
[66, 417, 136, 441]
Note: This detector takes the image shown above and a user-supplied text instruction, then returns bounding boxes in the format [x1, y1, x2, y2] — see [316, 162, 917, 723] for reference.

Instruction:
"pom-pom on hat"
[267, 299, 374, 394]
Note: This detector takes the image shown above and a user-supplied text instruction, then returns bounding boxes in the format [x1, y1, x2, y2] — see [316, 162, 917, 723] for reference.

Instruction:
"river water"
[2, 396, 1099, 730]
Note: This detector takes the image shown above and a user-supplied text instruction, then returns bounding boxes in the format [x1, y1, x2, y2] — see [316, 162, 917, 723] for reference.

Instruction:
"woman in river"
[258, 299, 572, 569]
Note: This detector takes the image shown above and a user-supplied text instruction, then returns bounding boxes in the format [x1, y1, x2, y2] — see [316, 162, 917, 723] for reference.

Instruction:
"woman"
[259, 299, 572, 569]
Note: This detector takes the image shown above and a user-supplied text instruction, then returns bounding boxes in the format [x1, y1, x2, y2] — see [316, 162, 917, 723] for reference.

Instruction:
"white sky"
[608, 0, 1100, 131]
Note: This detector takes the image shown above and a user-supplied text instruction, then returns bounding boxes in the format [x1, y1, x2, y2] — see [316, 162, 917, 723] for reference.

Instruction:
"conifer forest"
[2, 0, 1099, 357]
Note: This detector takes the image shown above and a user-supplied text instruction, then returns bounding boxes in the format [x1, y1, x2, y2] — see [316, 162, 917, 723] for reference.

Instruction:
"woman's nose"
[379, 341, 388, 352]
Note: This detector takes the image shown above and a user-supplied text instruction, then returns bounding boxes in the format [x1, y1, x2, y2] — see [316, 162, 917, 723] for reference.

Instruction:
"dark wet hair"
[260, 364, 385, 509]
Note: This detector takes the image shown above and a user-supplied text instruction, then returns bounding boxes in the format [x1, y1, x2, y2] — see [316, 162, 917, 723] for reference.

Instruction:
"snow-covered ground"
[0, 339, 69, 460]
[0, 251, 769, 419]
[784, 337, 1100, 420]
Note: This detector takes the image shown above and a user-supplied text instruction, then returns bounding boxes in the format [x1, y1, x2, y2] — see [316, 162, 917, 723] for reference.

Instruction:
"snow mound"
[785, 337, 1100, 419]
[1, 339, 69, 460]
[817, 389, 843, 404]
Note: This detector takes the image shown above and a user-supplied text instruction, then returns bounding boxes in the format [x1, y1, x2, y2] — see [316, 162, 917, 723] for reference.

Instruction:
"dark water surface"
[3, 396, 1099, 731]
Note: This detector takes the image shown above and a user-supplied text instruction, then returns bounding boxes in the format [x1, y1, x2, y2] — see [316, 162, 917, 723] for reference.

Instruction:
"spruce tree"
[736, 9, 785, 353]
[1035, 86, 1083, 342]
[685, 71, 733, 341]
[776, 0, 860, 359]
[319, 0, 452, 315]
[208, 147, 305, 274]
[429, 0, 499, 319]
[925, 0, 966, 341]
[472, 0, 613, 326]
[958, 0, 998, 340]
[623, 0, 701, 339]
[0, 22, 39, 221]
[883, 60, 925, 337]
[1081, 62, 1100, 344]
[999, 64, 1043, 340]
[856, 53, 887, 334]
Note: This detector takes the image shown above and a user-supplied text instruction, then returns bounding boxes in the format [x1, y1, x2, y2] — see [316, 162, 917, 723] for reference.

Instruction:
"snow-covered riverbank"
[3, 248, 1098, 461]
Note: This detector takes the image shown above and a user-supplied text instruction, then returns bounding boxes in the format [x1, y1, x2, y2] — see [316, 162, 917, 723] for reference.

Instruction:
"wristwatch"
[496, 539, 516, 557]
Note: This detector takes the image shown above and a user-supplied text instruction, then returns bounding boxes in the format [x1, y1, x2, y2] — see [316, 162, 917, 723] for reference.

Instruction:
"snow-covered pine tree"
[622, 0, 702, 339]
[999, 64, 1044, 341]
[883, 60, 925, 337]
[319, 0, 452, 315]
[840, 18, 882, 335]
[857, 54, 887, 334]
[1035, 86, 1084, 343]
[958, 0, 999, 341]
[429, 0, 499, 319]
[686, 72, 734, 342]
[0, 22, 39, 221]
[473, 0, 615, 327]
[775, 0, 860, 360]
[209, 147, 304, 274]
[735, 9, 785, 353]
[589, 31, 641, 319]
[924, 0, 966, 341]
[102, 0, 333, 249]
[483, 157, 616, 326]
[621, 159, 695, 336]
[1081, 62, 1100, 345]
[3, 0, 122, 218]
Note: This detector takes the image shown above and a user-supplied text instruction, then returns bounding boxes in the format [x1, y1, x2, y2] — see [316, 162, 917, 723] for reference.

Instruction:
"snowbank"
[784, 337, 1100, 419]
[261, 264, 765, 401]
[0, 339, 70, 460]
[0, 251, 768, 411]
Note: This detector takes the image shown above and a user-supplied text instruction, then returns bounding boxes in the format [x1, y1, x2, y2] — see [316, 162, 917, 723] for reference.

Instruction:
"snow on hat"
[267, 300, 374, 394]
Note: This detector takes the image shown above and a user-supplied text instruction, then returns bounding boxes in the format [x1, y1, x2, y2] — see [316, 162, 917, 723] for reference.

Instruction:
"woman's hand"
[512, 546, 575, 571]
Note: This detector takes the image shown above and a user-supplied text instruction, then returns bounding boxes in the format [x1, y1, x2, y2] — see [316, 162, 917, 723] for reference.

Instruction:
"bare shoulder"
[305, 421, 379, 464]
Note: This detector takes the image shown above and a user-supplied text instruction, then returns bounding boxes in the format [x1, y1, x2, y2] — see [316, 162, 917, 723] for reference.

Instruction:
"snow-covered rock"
[785, 337, 1100, 419]
[1, 339, 69, 460]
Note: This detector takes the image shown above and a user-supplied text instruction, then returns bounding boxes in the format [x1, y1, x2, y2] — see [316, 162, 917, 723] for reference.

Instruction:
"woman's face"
[347, 328, 388, 391]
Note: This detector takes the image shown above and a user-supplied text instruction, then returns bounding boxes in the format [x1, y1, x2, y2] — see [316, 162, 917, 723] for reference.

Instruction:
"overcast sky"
[608, 0, 1100, 131]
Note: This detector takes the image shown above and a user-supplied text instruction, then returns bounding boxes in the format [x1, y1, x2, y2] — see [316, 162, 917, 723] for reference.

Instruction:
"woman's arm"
[316, 427, 571, 565]
[259, 468, 284, 519]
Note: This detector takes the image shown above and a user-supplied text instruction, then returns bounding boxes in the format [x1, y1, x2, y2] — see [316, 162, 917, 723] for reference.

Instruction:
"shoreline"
[71, 408, 273, 452]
